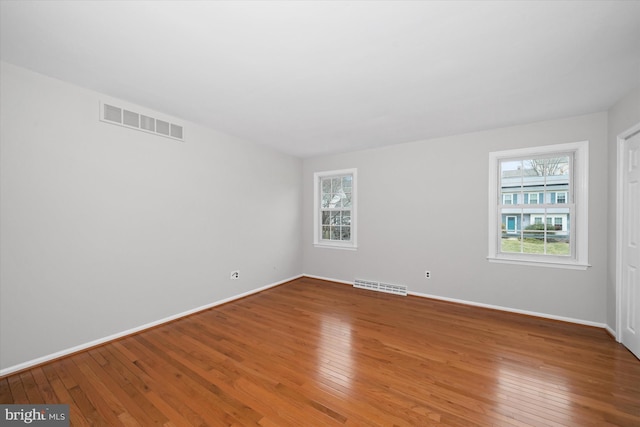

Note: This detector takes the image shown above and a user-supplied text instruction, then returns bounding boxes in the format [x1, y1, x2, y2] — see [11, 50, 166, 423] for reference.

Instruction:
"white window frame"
[313, 168, 357, 250]
[488, 141, 590, 270]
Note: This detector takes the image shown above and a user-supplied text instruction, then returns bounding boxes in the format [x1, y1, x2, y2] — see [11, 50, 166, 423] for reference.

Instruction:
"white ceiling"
[1, 1, 639, 158]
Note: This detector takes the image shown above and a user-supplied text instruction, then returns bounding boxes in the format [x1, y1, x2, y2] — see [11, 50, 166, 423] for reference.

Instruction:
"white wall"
[1, 59, 632, 373]
[303, 112, 609, 324]
[0, 62, 303, 372]
[606, 87, 640, 331]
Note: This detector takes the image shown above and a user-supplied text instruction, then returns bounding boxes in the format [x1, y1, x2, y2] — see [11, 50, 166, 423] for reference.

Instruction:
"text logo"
[1, 405, 69, 426]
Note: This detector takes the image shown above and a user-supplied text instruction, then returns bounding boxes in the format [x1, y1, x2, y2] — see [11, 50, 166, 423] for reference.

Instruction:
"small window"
[313, 169, 357, 250]
[488, 141, 589, 269]
[556, 192, 567, 204]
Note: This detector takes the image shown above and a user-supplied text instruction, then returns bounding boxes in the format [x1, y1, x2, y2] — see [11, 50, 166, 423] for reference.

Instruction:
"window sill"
[487, 256, 591, 270]
[314, 243, 358, 251]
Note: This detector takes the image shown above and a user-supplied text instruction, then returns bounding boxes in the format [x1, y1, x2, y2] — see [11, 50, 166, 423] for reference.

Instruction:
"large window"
[313, 169, 357, 250]
[488, 142, 589, 269]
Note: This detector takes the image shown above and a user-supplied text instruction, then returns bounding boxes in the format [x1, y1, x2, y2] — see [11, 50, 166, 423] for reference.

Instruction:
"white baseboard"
[605, 325, 618, 340]
[408, 290, 607, 329]
[302, 274, 353, 286]
[304, 274, 609, 330]
[2, 273, 612, 377]
[0, 274, 303, 378]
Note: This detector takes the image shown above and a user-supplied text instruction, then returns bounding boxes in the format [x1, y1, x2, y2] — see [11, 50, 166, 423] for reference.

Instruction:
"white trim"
[615, 122, 640, 342]
[313, 244, 358, 251]
[408, 290, 608, 329]
[605, 325, 617, 340]
[313, 168, 358, 250]
[3, 272, 613, 377]
[303, 274, 354, 286]
[304, 274, 608, 329]
[0, 274, 303, 377]
[488, 141, 589, 269]
[487, 256, 590, 270]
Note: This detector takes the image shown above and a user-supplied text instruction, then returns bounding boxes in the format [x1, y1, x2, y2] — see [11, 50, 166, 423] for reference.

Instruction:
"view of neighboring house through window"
[488, 141, 589, 269]
[500, 155, 571, 256]
[313, 169, 357, 249]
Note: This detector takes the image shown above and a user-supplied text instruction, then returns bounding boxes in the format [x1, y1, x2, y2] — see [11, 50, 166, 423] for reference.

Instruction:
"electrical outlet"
[230, 270, 240, 280]
[425, 270, 431, 279]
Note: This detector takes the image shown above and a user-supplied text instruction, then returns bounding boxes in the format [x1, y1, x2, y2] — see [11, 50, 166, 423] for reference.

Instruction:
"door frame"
[616, 122, 640, 343]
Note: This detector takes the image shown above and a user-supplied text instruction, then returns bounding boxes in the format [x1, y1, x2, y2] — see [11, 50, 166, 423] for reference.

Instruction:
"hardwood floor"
[2, 277, 639, 426]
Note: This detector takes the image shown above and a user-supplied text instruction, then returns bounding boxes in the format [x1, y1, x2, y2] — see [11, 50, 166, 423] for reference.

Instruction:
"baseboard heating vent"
[354, 279, 407, 296]
[100, 101, 184, 142]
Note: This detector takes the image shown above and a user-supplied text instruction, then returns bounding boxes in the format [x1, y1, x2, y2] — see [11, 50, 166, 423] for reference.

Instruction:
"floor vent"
[354, 279, 407, 296]
[100, 101, 184, 142]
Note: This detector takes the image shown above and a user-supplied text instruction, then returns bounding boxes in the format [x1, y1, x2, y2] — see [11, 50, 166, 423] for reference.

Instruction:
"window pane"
[331, 226, 341, 240]
[341, 226, 351, 240]
[322, 226, 330, 239]
[342, 176, 352, 189]
[322, 179, 331, 193]
[320, 219, 353, 242]
[342, 192, 352, 208]
[341, 212, 351, 225]
[330, 193, 343, 208]
[501, 235, 522, 253]
[322, 211, 330, 225]
[331, 178, 342, 192]
[501, 160, 523, 181]
[545, 156, 570, 178]
[330, 211, 341, 225]
[500, 208, 570, 255]
[321, 194, 331, 208]
[525, 156, 568, 178]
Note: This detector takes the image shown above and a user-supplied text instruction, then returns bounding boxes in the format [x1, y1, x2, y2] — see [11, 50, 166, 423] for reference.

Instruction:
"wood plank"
[1, 277, 639, 426]
[40, 363, 92, 427]
[0, 378, 14, 404]
[7, 374, 28, 404]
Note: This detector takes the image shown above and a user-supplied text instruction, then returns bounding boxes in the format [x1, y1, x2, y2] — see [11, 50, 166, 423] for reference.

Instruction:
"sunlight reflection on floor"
[495, 363, 574, 425]
[316, 314, 354, 391]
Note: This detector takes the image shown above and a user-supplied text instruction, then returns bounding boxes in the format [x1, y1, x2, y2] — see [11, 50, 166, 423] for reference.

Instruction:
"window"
[313, 169, 357, 249]
[503, 193, 518, 204]
[488, 141, 589, 269]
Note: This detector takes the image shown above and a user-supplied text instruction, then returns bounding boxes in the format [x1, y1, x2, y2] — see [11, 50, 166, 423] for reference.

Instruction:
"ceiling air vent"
[103, 104, 122, 123]
[100, 101, 184, 142]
